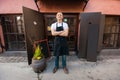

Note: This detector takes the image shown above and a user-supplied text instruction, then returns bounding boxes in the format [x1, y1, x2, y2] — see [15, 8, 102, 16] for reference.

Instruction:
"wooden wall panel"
[78, 12, 102, 61]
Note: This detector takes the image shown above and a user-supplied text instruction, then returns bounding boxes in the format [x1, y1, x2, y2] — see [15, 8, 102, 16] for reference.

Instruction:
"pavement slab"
[0, 49, 120, 80]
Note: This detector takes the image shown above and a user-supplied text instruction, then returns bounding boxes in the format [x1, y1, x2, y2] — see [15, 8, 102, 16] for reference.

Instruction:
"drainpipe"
[34, 0, 40, 11]
[83, 0, 89, 11]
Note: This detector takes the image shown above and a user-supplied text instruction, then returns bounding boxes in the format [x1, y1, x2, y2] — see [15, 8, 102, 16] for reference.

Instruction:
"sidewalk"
[0, 51, 27, 63]
[0, 49, 120, 80]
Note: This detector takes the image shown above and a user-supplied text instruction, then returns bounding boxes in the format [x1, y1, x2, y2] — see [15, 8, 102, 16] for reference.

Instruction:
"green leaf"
[33, 45, 44, 60]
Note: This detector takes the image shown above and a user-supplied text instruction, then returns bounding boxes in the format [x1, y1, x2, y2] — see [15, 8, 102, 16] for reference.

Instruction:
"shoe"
[63, 67, 69, 74]
[53, 67, 58, 73]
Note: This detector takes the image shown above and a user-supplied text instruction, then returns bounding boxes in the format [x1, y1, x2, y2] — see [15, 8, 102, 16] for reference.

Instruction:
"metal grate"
[1, 15, 26, 51]
[103, 16, 120, 48]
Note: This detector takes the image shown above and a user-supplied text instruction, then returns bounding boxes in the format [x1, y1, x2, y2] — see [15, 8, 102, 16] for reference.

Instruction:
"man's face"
[56, 12, 63, 20]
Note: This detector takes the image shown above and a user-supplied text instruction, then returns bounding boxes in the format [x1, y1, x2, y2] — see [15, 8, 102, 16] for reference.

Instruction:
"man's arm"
[51, 23, 62, 36]
[51, 29, 63, 36]
[59, 28, 69, 37]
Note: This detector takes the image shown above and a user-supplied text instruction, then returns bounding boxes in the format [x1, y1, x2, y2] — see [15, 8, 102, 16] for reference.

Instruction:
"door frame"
[44, 13, 79, 52]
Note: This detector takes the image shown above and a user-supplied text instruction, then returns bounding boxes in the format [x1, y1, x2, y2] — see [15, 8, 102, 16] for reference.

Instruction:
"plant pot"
[31, 58, 46, 73]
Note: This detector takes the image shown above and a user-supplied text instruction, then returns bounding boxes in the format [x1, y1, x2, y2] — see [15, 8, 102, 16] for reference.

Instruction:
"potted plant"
[31, 45, 46, 73]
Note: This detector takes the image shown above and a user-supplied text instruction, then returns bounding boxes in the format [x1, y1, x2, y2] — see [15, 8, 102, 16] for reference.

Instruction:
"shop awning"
[36, 0, 89, 12]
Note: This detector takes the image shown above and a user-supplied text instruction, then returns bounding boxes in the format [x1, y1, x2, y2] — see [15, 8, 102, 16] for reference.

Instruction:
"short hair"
[56, 12, 63, 16]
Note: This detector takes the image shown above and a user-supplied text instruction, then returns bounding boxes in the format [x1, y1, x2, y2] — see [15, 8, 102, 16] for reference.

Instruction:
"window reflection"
[1, 15, 26, 50]
[103, 16, 120, 48]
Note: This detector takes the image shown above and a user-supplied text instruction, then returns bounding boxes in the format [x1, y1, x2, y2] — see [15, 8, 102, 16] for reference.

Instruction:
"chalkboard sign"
[33, 39, 51, 58]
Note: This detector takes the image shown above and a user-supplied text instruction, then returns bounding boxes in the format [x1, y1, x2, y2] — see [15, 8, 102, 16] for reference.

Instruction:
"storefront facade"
[0, 0, 120, 64]
[84, 0, 120, 49]
[0, 0, 37, 51]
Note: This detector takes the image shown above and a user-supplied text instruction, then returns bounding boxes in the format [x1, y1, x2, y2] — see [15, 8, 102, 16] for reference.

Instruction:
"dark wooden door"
[23, 7, 45, 64]
[78, 12, 104, 61]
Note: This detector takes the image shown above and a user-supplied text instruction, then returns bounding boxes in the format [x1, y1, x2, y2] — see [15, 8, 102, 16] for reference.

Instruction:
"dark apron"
[53, 23, 69, 56]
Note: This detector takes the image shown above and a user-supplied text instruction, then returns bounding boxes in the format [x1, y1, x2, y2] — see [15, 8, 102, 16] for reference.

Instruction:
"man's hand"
[51, 29, 63, 36]
[59, 29, 69, 37]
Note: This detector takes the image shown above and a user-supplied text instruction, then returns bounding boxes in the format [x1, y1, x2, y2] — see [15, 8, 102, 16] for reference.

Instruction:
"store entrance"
[44, 13, 79, 52]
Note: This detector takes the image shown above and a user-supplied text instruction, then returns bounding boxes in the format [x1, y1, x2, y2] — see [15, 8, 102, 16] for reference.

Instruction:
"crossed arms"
[51, 28, 69, 37]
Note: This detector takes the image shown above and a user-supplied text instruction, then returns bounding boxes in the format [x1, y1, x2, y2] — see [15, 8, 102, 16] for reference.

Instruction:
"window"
[1, 15, 26, 51]
[103, 16, 120, 48]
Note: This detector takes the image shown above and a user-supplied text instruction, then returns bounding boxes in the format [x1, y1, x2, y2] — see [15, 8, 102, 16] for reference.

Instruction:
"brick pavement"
[0, 51, 27, 63]
[0, 49, 120, 63]
[0, 49, 120, 80]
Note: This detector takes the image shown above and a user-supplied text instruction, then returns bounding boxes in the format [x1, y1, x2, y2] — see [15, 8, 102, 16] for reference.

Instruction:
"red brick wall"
[84, 0, 120, 15]
[0, 0, 38, 14]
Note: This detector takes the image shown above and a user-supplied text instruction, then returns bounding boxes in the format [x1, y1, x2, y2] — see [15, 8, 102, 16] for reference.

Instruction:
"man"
[51, 12, 69, 74]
